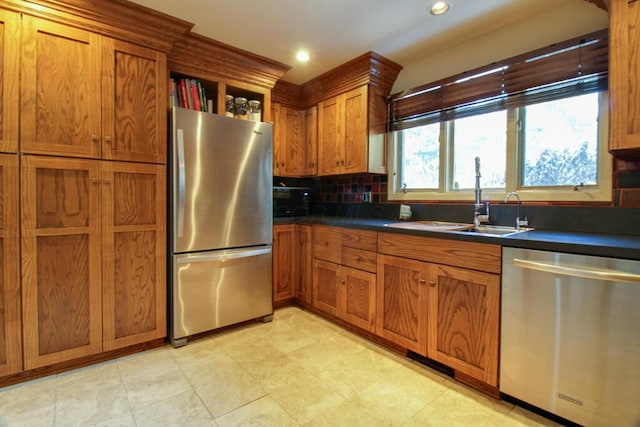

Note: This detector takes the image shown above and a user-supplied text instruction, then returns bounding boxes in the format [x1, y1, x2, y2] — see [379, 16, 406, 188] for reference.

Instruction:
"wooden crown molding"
[274, 51, 403, 108]
[168, 32, 291, 90]
[0, 0, 193, 52]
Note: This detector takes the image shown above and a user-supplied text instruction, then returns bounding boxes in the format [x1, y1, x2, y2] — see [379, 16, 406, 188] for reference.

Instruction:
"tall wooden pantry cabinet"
[0, 0, 191, 377]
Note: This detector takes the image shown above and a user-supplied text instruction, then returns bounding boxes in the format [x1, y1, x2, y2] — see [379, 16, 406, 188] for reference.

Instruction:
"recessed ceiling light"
[429, 1, 450, 15]
[296, 50, 310, 62]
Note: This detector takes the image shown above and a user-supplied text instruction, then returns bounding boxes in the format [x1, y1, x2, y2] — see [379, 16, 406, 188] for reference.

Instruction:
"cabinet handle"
[104, 179, 112, 185]
[104, 136, 113, 143]
[429, 281, 436, 287]
[91, 178, 101, 184]
[419, 279, 426, 285]
[91, 135, 99, 143]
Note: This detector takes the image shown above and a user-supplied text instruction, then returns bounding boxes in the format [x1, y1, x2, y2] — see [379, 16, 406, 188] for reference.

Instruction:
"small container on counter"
[248, 100, 261, 121]
[234, 97, 248, 119]
[225, 95, 234, 117]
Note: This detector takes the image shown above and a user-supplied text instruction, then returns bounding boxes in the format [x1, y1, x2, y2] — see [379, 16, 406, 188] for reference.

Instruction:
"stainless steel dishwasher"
[501, 247, 640, 427]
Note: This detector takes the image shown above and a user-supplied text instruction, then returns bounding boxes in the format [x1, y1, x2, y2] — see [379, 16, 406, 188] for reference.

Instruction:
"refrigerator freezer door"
[171, 246, 273, 343]
[171, 108, 272, 253]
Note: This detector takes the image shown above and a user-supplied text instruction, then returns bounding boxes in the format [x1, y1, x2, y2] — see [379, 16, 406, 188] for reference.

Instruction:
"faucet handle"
[477, 201, 490, 224]
[517, 217, 529, 228]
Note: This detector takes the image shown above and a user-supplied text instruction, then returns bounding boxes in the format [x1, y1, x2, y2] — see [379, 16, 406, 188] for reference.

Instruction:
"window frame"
[388, 91, 612, 202]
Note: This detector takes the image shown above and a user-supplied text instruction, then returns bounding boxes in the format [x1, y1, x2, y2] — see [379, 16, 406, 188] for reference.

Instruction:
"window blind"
[389, 29, 608, 131]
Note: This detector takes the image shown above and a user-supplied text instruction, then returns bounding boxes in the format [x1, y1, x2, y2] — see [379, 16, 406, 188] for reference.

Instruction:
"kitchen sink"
[384, 221, 533, 237]
[459, 224, 534, 237]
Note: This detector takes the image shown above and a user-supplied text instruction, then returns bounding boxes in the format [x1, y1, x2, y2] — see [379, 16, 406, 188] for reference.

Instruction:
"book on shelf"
[171, 77, 210, 112]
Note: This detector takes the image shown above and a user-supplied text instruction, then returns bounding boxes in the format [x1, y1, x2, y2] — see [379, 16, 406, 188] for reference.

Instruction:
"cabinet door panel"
[21, 156, 102, 369]
[0, 154, 20, 376]
[312, 259, 339, 315]
[102, 162, 166, 350]
[273, 224, 295, 303]
[303, 106, 318, 175]
[428, 263, 499, 386]
[343, 86, 368, 173]
[283, 107, 304, 176]
[376, 254, 428, 355]
[317, 97, 343, 175]
[21, 17, 101, 158]
[341, 266, 376, 332]
[296, 225, 312, 305]
[103, 39, 166, 163]
[0, 10, 19, 153]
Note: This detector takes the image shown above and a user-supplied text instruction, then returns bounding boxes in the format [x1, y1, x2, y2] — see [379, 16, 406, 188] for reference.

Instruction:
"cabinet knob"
[336, 161, 340, 166]
[429, 280, 436, 287]
[104, 136, 113, 143]
[91, 178, 101, 184]
[341, 160, 345, 166]
[104, 179, 112, 185]
[91, 135, 99, 142]
[419, 279, 426, 285]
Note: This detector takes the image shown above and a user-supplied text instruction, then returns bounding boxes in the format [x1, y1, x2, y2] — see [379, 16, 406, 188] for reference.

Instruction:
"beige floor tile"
[55, 383, 130, 427]
[175, 347, 242, 389]
[506, 405, 566, 426]
[0, 403, 55, 427]
[348, 379, 427, 426]
[195, 370, 267, 418]
[90, 412, 137, 427]
[403, 387, 514, 427]
[133, 389, 215, 427]
[218, 332, 286, 365]
[215, 396, 298, 427]
[123, 365, 193, 409]
[239, 353, 312, 394]
[55, 360, 122, 402]
[0, 375, 57, 417]
[117, 346, 179, 380]
[268, 374, 346, 425]
[303, 398, 379, 427]
[286, 335, 365, 374]
[382, 363, 448, 405]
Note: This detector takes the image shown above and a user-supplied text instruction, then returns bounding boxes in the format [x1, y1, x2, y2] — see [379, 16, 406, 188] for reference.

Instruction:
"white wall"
[392, 1, 609, 94]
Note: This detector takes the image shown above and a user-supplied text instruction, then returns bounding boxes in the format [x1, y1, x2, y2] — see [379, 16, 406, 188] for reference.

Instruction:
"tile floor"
[0, 307, 562, 427]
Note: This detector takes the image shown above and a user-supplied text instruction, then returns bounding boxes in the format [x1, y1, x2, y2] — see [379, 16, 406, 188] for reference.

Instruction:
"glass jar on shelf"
[248, 100, 261, 121]
[225, 95, 234, 117]
[234, 97, 248, 119]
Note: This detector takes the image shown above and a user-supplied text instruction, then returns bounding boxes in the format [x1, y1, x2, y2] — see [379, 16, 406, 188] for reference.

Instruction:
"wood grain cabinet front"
[273, 224, 296, 304]
[0, 10, 20, 153]
[295, 224, 313, 305]
[609, 0, 640, 154]
[20, 16, 166, 163]
[272, 104, 317, 177]
[20, 156, 166, 369]
[427, 263, 500, 387]
[0, 154, 21, 376]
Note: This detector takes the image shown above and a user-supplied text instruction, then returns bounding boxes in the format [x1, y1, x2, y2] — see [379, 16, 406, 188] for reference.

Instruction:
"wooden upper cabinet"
[102, 161, 166, 351]
[20, 155, 103, 370]
[0, 154, 21, 376]
[609, 0, 640, 154]
[102, 39, 166, 163]
[317, 85, 379, 176]
[20, 17, 166, 163]
[0, 10, 19, 153]
[303, 106, 318, 176]
[427, 263, 500, 386]
[20, 17, 101, 158]
[272, 103, 311, 177]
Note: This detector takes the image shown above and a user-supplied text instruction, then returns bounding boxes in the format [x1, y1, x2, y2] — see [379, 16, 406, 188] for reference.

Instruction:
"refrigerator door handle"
[177, 129, 186, 237]
[176, 247, 272, 264]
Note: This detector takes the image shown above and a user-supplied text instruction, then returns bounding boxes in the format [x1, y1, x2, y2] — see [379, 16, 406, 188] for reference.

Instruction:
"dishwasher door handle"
[512, 258, 640, 284]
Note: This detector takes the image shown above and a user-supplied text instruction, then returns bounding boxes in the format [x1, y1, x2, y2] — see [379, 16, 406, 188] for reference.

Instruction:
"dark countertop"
[274, 216, 640, 261]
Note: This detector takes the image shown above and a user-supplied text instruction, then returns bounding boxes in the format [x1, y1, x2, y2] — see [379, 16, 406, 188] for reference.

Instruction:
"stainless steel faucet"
[504, 191, 528, 229]
[474, 157, 489, 228]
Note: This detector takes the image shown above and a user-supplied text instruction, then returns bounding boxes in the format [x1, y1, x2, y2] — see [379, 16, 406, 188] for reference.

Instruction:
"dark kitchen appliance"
[273, 186, 311, 217]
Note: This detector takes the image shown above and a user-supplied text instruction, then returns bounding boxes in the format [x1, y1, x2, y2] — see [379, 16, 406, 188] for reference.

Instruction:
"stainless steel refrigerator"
[169, 107, 273, 347]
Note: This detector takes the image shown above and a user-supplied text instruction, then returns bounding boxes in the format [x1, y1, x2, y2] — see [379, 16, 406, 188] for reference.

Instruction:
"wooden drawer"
[342, 228, 377, 251]
[342, 247, 377, 273]
[313, 225, 342, 264]
[377, 232, 501, 274]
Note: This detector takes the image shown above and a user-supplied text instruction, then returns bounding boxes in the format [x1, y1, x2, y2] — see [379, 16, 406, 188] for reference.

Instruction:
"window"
[388, 30, 611, 202]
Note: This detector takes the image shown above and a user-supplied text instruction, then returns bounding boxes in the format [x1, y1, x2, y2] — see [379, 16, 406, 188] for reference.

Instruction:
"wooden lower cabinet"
[312, 259, 376, 332]
[295, 224, 313, 305]
[20, 156, 165, 369]
[427, 263, 500, 386]
[0, 154, 21, 376]
[376, 254, 428, 355]
[273, 224, 296, 304]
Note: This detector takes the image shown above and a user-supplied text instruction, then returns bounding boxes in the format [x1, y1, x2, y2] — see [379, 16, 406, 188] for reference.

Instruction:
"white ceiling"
[129, 0, 603, 85]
